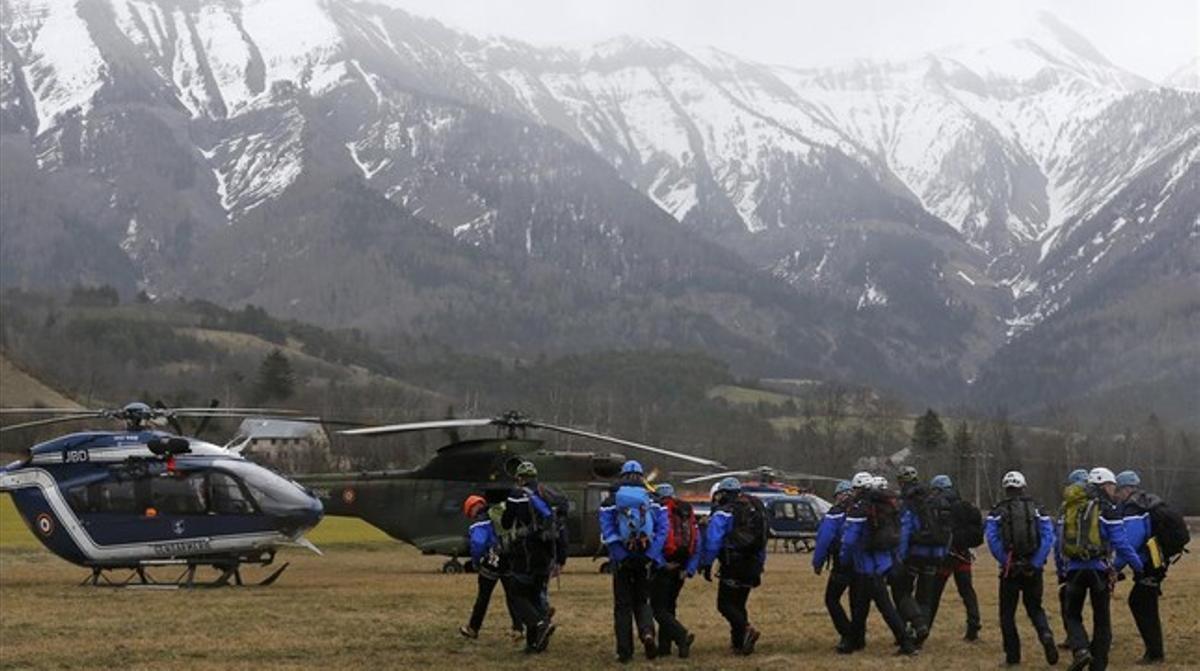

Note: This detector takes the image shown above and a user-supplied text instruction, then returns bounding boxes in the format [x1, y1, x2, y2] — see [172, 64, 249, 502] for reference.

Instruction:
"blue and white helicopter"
[0, 402, 325, 587]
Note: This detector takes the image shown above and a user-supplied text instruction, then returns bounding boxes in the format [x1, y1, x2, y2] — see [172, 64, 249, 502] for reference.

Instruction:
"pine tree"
[253, 349, 296, 404]
[912, 408, 947, 452]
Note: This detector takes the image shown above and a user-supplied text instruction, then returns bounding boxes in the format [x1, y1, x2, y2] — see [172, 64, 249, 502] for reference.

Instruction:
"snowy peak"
[1164, 57, 1199, 90]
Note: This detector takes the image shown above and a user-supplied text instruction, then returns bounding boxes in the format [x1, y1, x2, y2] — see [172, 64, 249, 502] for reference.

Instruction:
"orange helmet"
[462, 495, 487, 517]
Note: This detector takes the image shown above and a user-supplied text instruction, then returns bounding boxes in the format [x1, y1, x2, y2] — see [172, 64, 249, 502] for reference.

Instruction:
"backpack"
[724, 494, 768, 552]
[615, 485, 654, 552]
[909, 485, 953, 547]
[994, 496, 1041, 559]
[489, 502, 516, 554]
[950, 498, 984, 550]
[662, 498, 699, 562]
[537, 484, 570, 541]
[1061, 484, 1105, 560]
[864, 489, 902, 552]
[1132, 492, 1191, 560]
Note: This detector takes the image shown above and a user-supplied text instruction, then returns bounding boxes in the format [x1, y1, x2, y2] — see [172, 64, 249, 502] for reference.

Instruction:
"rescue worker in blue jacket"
[895, 466, 941, 645]
[500, 461, 558, 653]
[1113, 470, 1166, 665]
[1055, 467, 1145, 671]
[1056, 468, 1091, 650]
[839, 474, 917, 656]
[984, 471, 1059, 666]
[650, 483, 699, 659]
[812, 479, 855, 650]
[699, 477, 767, 655]
[599, 460, 668, 663]
[460, 494, 522, 640]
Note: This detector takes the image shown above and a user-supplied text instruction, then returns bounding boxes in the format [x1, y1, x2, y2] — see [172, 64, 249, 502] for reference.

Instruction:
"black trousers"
[508, 573, 549, 648]
[1129, 580, 1164, 660]
[825, 569, 854, 640]
[651, 566, 689, 652]
[998, 570, 1053, 663]
[468, 573, 521, 632]
[1063, 569, 1112, 670]
[851, 573, 910, 647]
[717, 579, 752, 648]
[612, 558, 655, 659]
[890, 559, 932, 633]
[929, 562, 981, 632]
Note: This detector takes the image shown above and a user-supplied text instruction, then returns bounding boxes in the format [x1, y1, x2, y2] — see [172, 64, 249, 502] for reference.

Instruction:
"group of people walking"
[813, 466, 1188, 669]
[457, 458, 768, 662]
[454, 459, 1188, 667]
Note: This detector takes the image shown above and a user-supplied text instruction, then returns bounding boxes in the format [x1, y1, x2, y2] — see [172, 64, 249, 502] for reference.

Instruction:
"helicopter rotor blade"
[0, 413, 104, 432]
[778, 471, 843, 483]
[170, 407, 306, 415]
[527, 421, 725, 469]
[155, 400, 187, 436]
[0, 408, 96, 415]
[191, 399, 220, 438]
[681, 470, 753, 484]
[339, 418, 495, 437]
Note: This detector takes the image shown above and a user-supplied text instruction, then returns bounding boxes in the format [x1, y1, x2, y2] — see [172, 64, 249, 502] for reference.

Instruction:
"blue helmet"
[715, 476, 741, 493]
[655, 483, 675, 498]
[930, 474, 953, 490]
[834, 480, 853, 495]
[621, 460, 644, 475]
[1115, 470, 1141, 488]
[1067, 468, 1088, 485]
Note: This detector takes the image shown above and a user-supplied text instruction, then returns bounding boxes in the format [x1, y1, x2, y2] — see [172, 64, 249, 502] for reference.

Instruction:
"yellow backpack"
[1061, 484, 1105, 560]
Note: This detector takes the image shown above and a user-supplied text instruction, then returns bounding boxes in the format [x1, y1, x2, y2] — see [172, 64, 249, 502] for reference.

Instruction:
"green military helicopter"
[296, 412, 724, 573]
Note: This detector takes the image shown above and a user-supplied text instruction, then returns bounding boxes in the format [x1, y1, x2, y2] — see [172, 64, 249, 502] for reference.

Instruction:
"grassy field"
[2, 497, 1198, 670]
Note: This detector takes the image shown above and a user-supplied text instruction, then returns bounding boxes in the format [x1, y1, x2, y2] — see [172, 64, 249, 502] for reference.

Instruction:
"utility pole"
[968, 451, 994, 509]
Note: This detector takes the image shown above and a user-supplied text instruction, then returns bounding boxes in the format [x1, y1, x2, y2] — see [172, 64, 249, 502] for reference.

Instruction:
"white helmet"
[1088, 467, 1116, 486]
[851, 472, 873, 489]
[1001, 471, 1027, 489]
[872, 476, 888, 489]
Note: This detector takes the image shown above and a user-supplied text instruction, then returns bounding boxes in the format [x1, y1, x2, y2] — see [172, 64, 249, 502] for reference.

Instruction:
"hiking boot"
[641, 630, 658, 660]
[896, 642, 918, 656]
[1067, 649, 1092, 671]
[914, 624, 930, 647]
[836, 637, 858, 654]
[1040, 632, 1060, 665]
[533, 621, 556, 652]
[965, 623, 981, 641]
[510, 628, 525, 643]
[678, 632, 695, 659]
[616, 653, 632, 664]
[741, 626, 761, 655]
[458, 625, 478, 640]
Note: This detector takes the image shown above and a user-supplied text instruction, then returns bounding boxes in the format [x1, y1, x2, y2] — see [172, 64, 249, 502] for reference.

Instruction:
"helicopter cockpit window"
[67, 479, 139, 514]
[774, 501, 798, 519]
[217, 460, 314, 515]
[149, 473, 207, 515]
[209, 472, 256, 515]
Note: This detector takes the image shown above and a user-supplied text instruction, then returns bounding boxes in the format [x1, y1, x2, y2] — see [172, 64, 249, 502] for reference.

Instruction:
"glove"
[702, 565, 713, 582]
[813, 564, 823, 576]
[686, 569, 695, 579]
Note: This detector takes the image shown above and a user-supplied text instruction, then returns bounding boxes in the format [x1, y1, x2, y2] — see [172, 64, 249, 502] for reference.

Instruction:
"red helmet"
[462, 495, 487, 517]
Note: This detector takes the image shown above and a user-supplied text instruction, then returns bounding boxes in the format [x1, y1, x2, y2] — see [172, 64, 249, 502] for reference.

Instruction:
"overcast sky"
[384, 0, 1198, 82]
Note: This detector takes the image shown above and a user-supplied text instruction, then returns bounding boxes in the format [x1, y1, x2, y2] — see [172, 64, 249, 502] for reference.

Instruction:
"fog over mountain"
[1, 0, 1197, 421]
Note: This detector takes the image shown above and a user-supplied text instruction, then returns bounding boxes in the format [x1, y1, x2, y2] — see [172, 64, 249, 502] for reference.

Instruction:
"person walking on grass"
[985, 471, 1059, 667]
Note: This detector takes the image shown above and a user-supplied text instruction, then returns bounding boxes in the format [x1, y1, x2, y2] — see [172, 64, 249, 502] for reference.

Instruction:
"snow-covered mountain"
[1, 0, 1196, 418]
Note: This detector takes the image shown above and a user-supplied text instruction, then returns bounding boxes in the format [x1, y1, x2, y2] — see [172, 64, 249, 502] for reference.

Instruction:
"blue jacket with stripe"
[838, 500, 898, 577]
[812, 504, 848, 571]
[983, 497, 1055, 570]
[1116, 492, 1154, 572]
[699, 506, 767, 571]
[1054, 495, 1144, 575]
[599, 485, 668, 566]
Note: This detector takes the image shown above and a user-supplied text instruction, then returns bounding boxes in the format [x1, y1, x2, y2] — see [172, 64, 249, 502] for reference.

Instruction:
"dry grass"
[1, 496, 1198, 670]
[0, 353, 82, 410]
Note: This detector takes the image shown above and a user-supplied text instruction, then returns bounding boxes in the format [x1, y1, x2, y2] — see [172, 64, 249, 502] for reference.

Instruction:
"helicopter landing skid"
[81, 553, 288, 589]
